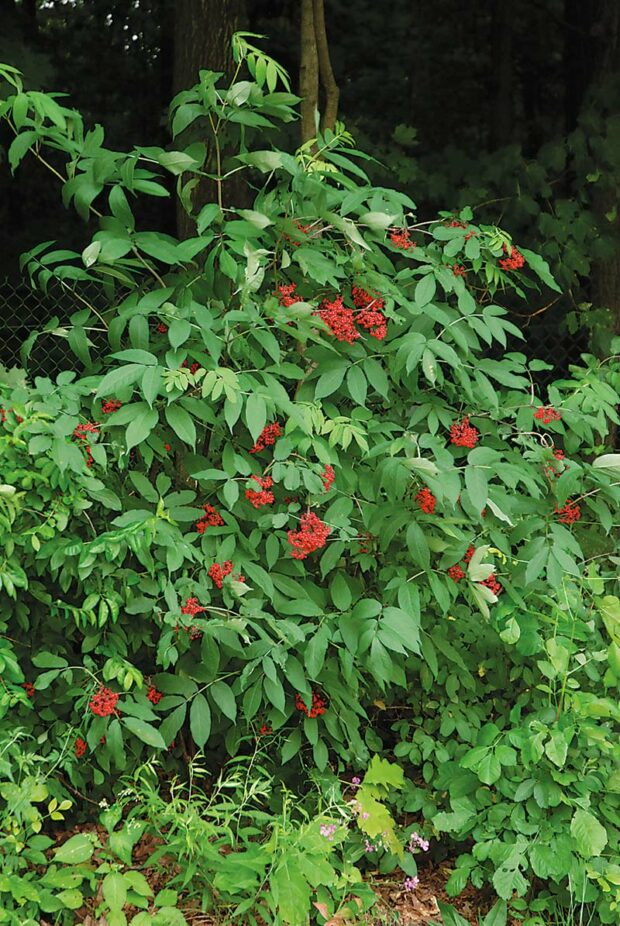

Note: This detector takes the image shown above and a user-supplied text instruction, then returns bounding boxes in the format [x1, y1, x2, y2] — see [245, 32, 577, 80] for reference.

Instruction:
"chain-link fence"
[0, 276, 589, 386]
[0, 277, 110, 377]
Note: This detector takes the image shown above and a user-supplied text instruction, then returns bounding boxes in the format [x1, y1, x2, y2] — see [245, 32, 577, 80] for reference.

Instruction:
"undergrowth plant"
[0, 35, 619, 926]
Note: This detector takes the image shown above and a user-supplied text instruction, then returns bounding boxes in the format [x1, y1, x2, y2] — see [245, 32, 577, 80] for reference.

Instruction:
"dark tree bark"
[173, 0, 246, 237]
[173, 0, 244, 96]
[313, 0, 339, 134]
[299, 0, 340, 145]
[299, 0, 319, 144]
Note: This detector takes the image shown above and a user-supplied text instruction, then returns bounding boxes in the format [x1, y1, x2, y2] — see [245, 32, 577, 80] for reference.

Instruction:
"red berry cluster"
[450, 416, 480, 448]
[480, 574, 503, 596]
[321, 464, 335, 492]
[147, 686, 163, 705]
[452, 265, 466, 277]
[448, 564, 466, 582]
[250, 422, 282, 454]
[0, 407, 22, 425]
[555, 501, 581, 524]
[181, 359, 201, 375]
[447, 220, 467, 228]
[357, 530, 375, 554]
[416, 487, 436, 514]
[196, 503, 224, 534]
[181, 597, 207, 616]
[448, 545, 476, 582]
[352, 286, 387, 340]
[295, 690, 327, 718]
[245, 474, 275, 509]
[208, 561, 244, 589]
[89, 686, 119, 717]
[101, 399, 122, 415]
[499, 244, 526, 271]
[258, 723, 273, 736]
[283, 220, 312, 248]
[73, 420, 99, 467]
[543, 447, 566, 480]
[157, 322, 168, 333]
[318, 295, 360, 344]
[534, 406, 561, 425]
[22, 682, 35, 698]
[389, 228, 417, 250]
[277, 282, 301, 307]
[74, 736, 87, 758]
[288, 511, 332, 560]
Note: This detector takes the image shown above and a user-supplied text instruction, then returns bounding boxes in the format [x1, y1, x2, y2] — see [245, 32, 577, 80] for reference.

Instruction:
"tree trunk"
[173, 0, 244, 96]
[313, 0, 339, 134]
[299, 0, 319, 144]
[173, 0, 246, 237]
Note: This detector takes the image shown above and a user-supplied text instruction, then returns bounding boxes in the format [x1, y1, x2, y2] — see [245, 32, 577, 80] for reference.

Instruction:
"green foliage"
[0, 38, 619, 925]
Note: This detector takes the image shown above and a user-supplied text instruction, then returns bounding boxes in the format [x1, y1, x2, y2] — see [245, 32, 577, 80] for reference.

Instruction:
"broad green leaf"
[168, 318, 192, 349]
[415, 274, 436, 308]
[121, 717, 166, 749]
[210, 680, 237, 721]
[126, 407, 158, 451]
[96, 364, 144, 398]
[54, 834, 96, 864]
[190, 693, 211, 748]
[165, 404, 196, 448]
[102, 873, 127, 910]
[570, 809, 607, 857]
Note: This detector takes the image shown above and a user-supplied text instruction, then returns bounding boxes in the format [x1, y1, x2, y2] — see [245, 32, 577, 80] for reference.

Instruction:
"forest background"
[1, 0, 619, 368]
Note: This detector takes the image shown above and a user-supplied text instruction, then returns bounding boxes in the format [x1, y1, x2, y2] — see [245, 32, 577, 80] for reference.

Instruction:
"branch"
[312, 0, 339, 134]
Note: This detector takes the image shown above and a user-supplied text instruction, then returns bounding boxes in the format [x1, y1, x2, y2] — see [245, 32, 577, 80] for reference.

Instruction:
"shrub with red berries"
[1, 57, 619, 914]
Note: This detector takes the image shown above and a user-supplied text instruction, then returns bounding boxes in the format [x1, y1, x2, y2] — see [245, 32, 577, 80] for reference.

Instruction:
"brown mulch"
[45, 828, 491, 926]
[368, 861, 493, 925]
